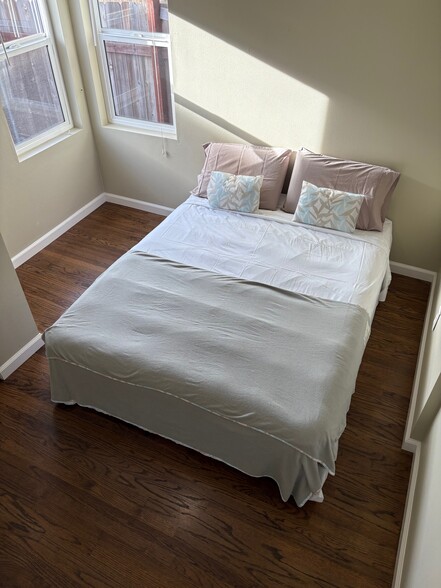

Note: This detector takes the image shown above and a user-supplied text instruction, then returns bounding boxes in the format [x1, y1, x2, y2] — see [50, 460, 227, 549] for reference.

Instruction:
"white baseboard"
[402, 272, 438, 451]
[390, 261, 436, 283]
[392, 442, 421, 588]
[11, 193, 437, 285]
[392, 271, 438, 586]
[0, 333, 44, 380]
[104, 192, 174, 216]
[6, 194, 171, 372]
[11, 192, 173, 269]
[12, 194, 106, 268]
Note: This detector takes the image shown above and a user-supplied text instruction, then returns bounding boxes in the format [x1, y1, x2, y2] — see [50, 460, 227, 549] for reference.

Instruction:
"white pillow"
[207, 171, 264, 213]
[293, 181, 365, 233]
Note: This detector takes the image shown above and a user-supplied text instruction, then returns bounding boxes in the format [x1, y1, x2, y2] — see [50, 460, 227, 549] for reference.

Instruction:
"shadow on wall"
[171, 0, 437, 162]
[175, 95, 268, 147]
[169, 0, 441, 269]
[171, 13, 329, 151]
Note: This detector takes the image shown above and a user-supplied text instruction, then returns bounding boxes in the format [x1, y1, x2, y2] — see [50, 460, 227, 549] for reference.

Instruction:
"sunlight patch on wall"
[171, 15, 329, 149]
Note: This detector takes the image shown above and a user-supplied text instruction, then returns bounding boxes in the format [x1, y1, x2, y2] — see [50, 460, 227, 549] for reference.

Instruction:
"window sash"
[100, 28, 169, 43]
[90, 1, 175, 134]
[0, 32, 47, 56]
[0, 0, 72, 155]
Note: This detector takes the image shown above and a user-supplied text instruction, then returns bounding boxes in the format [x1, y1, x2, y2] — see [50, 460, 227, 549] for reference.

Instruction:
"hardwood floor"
[1, 203, 430, 587]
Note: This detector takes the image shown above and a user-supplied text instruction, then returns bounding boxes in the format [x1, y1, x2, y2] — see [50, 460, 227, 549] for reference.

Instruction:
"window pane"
[0, 46, 65, 145]
[0, 0, 44, 42]
[104, 41, 172, 124]
[98, 0, 169, 34]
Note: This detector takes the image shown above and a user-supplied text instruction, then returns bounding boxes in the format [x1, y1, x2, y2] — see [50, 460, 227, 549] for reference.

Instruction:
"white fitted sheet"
[135, 195, 392, 325]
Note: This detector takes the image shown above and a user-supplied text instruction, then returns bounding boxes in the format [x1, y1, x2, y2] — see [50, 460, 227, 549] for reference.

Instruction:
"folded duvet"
[45, 252, 369, 494]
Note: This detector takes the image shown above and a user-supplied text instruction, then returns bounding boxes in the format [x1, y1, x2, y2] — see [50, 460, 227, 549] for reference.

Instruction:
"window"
[91, 0, 175, 136]
[0, 0, 72, 156]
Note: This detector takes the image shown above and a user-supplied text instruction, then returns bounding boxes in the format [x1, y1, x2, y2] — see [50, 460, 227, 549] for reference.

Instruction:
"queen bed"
[44, 145, 399, 506]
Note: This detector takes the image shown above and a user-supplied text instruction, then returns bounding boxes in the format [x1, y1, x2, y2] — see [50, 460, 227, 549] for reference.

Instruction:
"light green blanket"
[45, 252, 369, 477]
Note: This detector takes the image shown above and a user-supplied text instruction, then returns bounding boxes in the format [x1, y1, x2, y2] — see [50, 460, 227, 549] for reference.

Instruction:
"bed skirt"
[49, 358, 329, 506]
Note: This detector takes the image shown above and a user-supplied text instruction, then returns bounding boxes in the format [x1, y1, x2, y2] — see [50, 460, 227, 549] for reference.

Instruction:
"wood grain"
[0, 203, 430, 587]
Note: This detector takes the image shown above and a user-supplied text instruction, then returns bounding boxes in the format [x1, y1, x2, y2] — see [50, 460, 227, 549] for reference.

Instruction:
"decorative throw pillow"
[207, 171, 264, 213]
[284, 148, 400, 231]
[293, 181, 365, 233]
[191, 142, 292, 210]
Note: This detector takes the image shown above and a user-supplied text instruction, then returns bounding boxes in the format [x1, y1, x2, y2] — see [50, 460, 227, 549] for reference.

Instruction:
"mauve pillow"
[283, 149, 400, 231]
[191, 143, 292, 210]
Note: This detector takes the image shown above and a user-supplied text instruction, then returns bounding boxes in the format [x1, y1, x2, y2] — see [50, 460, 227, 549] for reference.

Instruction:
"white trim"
[100, 120, 177, 141]
[10, 192, 172, 269]
[89, 0, 176, 136]
[402, 273, 438, 452]
[0, 333, 44, 380]
[104, 192, 173, 216]
[390, 261, 436, 283]
[392, 271, 438, 586]
[12, 194, 105, 268]
[18, 127, 81, 163]
[392, 442, 421, 588]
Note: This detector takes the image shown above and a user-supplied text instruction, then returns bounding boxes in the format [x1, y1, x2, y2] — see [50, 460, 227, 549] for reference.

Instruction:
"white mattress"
[135, 195, 392, 327]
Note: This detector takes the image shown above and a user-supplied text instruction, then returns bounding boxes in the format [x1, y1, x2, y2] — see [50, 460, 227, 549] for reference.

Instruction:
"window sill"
[17, 128, 82, 163]
[102, 122, 177, 141]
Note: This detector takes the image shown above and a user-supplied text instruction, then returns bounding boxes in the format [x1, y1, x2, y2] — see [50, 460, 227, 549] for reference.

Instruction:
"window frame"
[0, 0, 73, 157]
[89, 0, 176, 138]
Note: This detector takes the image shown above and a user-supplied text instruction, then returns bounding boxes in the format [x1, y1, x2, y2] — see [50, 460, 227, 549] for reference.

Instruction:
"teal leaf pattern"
[293, 181, 365, 233]
[207, 171, 264, 213]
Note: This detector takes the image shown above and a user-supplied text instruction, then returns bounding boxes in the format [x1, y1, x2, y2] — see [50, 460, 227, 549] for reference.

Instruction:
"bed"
[44, 145, 399, 506]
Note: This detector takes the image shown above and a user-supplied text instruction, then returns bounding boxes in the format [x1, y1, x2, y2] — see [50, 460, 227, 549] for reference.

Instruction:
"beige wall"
[71, 0, 440, 270]
[1, 1, 439, 267]
[0, 233, 39, 370]
[0, 0, 103, 259]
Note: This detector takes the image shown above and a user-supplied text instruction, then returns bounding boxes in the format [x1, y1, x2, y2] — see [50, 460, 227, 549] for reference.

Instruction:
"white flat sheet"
[135, 196, 392, 326]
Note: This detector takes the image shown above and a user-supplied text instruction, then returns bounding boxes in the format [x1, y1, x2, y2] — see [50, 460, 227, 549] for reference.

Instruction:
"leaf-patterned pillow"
[207, 171, 264, 213]
[293, 181, 365, 233]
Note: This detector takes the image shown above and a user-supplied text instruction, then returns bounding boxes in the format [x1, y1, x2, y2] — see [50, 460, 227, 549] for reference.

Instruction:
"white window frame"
[89, 0, 176, 138]
[0, 0, 73, 157]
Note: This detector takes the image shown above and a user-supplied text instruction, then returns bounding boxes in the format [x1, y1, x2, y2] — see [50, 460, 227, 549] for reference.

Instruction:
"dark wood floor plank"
[0, 202, 429, 587]
[0, 401, 392, 587]
[0, 458, 201, 588]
